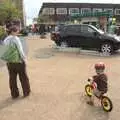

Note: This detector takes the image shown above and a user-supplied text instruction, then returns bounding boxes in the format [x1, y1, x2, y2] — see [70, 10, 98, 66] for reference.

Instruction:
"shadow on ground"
[0, 97, 23, 111]
[34, 46, 120, 60]
[70, 94, 110, 120]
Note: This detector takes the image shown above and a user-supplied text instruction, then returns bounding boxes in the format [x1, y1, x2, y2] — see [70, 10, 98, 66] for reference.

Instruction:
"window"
[75, 26, 81, 33]
[56, 8, 67, 14]
[42, 8, 55, 15]
[81, 8, 91, 14]
[42, 8, 49, 15]
[49, 8, 55, 15]
[88, 27, 95, 33]
[69, 8, 79, 15]
[81, 25, 96, 35]
[81, 25, 88, 32]
[64, 25, 75, 34]
[104, 9, 113, 14]
[115, 9, 120, 15]
[64, 25, 81, 35]
[93, 8, 102, 13]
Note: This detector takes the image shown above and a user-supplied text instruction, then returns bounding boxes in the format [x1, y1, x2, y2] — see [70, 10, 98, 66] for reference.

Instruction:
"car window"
[64, 25, 81, 34]
[90, 25, 104, 34]
[74, 26, 81, 33]
[63, 26, 70, 32]
[88, 27, 96, 33]
[67, 26, 74, 32]
[81, 25, 96, 34]
[64, 25, 74, 34]
[81, 26, 88, 33]
[55, 25, 65, 32]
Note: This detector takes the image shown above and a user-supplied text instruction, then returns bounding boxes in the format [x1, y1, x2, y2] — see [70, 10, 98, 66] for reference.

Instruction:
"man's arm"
[14, 36, 26, 61]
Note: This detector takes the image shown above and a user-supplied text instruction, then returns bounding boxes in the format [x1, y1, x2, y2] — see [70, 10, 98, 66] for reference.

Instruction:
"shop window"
[56, 8, 67, 14]
[93, 8, 102, 13]
[81, 8, 91, 14]
[115, 9, 120, 15]
[42, 8, 55, 15]
[104, 9, 113, 14]
[42, 8, 49, 15]
[49, 8, 55, 15]
[69, 8, 79, 15]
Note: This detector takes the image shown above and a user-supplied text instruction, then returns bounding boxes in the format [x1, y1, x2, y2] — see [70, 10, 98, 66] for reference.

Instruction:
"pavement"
[0, 35, 120, 120]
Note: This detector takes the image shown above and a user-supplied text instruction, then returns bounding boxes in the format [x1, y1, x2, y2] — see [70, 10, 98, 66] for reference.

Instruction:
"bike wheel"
[85, 84, 93, 97]
[101, 96, 113, 112]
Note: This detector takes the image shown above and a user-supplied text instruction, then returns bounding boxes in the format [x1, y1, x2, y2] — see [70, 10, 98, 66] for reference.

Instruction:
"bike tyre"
[101, 96, 113, 112]
[85, 84, 93, 97]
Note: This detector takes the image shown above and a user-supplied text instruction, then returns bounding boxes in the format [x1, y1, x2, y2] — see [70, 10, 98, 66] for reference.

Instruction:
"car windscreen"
[55, 25, 65, 32]
[90, 25, 104, 34]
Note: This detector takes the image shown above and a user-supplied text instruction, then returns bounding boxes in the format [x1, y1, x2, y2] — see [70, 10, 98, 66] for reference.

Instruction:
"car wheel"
[60, 41, 68, 48]
[101, 43, 113, 56]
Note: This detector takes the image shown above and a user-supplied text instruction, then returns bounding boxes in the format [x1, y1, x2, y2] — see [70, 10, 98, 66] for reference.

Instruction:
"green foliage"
[0, 26, 6, 40]
[0, 0, 22, 25]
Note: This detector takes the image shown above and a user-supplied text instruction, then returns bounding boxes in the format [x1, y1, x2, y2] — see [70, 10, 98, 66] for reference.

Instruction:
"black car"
[54, 23, 65, 32]
[51, 24, 120, 55]
[20, 28, 28, 36]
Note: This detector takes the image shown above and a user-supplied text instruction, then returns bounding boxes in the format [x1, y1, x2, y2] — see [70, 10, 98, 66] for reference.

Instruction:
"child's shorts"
[93, 88, 104, 98]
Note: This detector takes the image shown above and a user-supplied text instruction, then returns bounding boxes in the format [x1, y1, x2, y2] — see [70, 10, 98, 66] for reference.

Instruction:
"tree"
[0, 0, 22, 25]
[37, 15, 51, 24]
[0, 26, 6, 40]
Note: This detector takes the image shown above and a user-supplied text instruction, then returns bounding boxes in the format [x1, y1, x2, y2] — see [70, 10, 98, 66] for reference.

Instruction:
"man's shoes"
[23, 91, 31, 98]
[12, 94, 19, 99]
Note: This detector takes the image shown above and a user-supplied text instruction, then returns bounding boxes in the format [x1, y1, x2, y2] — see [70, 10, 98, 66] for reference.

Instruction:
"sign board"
[71, 11, 113, 18]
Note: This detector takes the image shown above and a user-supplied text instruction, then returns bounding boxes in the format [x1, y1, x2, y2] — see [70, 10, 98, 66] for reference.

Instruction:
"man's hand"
[24, 58, 27, 62]
[22, 58, 27, 64]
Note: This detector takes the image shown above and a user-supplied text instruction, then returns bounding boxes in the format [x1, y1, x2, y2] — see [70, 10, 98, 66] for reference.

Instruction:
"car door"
[80, 25, 100, 49]
[63, 25, 81, 47]
[72, 25, 82, 47]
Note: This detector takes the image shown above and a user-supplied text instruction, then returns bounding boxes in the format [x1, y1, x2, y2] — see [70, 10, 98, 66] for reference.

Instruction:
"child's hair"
[7, 25, 19, 34]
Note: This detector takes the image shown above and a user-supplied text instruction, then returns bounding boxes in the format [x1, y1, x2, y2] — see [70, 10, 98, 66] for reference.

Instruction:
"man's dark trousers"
[7, 62, 31, 98]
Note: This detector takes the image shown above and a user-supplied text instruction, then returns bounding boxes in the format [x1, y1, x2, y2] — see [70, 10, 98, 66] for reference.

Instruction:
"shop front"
[71, 11, 113, 32]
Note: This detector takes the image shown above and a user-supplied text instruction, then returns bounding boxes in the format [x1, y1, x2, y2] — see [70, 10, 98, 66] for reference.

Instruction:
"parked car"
[55, 23, 65, 32]
[20, 28, 28, 36]
[51, 24, 120, 55]
[114, 25, 120, 36]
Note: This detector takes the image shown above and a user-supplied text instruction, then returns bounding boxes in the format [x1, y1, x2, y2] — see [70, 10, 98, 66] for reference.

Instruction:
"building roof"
[42, 2, 120, 7]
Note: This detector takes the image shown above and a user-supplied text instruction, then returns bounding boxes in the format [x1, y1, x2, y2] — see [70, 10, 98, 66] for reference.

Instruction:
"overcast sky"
[24, 0, 120, 25]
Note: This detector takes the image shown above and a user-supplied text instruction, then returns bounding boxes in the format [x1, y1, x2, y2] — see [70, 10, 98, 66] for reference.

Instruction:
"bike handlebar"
[88, 79, 91, 82]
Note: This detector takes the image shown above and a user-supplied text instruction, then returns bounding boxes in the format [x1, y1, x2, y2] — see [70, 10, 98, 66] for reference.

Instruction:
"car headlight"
[114, 36, 120, 41]
[112, 34, 120, 41]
